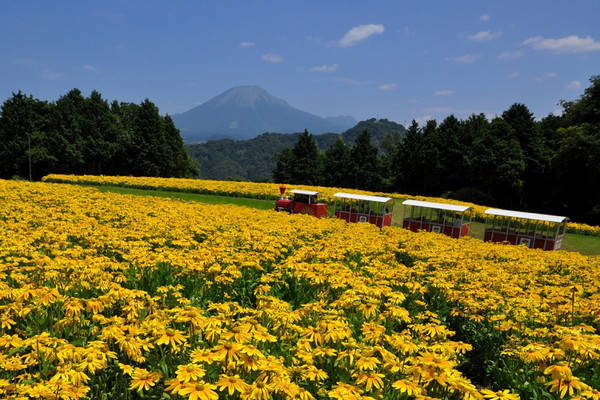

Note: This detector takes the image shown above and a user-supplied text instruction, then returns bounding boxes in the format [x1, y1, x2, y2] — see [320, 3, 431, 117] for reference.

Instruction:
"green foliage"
[187, 118, 405, 182]
[273, 130, 324, 185]
[551, 124, 600, 218]
[349, 129, 381, 190]
[0, 89, 197, 180]
[561, 75, 600, 126]
[323, 137, 351, 188]
[470, 118, 525, 208]
[290, 129, 322, 185]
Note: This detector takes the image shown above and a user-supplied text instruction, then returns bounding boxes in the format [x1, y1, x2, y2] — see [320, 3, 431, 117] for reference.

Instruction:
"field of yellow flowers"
[42, 174, 600, 237]
[1, 179, 600, 400]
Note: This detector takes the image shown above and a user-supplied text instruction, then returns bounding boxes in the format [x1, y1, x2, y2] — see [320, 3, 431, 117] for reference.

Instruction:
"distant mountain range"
[172, 86, 356, 142]
[187, 118, 406, 181]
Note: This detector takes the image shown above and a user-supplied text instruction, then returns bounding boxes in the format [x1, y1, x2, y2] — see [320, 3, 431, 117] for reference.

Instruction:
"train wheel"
[299, 206, 316, 216]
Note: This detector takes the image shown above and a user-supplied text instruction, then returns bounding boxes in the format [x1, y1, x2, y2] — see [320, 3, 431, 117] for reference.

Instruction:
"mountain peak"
[173, 85, 357, 142]
[210, 85, 288, 108]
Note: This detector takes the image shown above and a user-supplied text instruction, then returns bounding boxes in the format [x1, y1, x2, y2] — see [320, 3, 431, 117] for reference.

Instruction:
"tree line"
[274, 76, 600, 224]
[0, 89, 198, 180]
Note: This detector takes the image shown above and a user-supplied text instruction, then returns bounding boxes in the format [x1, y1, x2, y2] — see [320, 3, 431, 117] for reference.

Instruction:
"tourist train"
[275, 185, 568, 250]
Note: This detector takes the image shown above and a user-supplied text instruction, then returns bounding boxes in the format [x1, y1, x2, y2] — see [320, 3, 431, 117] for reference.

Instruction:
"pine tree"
[273, 148, 295, 183]
[291, 129, 321, 185]
[350, 129, 380, 190]
[323, 136, 351, 187]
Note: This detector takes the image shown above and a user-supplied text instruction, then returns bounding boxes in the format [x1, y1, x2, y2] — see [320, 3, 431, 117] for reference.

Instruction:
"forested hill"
[187, 118, 406, 181]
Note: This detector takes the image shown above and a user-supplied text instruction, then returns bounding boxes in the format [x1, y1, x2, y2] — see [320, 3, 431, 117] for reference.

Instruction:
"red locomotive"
[274, 186, 328, 218]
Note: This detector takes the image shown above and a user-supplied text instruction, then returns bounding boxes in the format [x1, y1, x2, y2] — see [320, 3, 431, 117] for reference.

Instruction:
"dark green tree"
[435, 115, 465, 192]
[502, 103, 552, 208]
[81, 90, 120, 175]
[470, 118, 525, 207]
[0, 92, 55, 180]
[561, 75, 600, 126]
[392, 120, 421, 193]
[414, 120, 441, 195]
[290, 129, 321, 185]
[273, 148, 296, 183]
[322, 136, 351, 188]
[163, 115, 200, 177]
[0, 89, 197, 179]
[551, 125, 600, 220]
[349, 129, 380, 190]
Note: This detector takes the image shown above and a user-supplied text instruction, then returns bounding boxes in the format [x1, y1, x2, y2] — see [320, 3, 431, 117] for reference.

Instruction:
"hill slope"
[187, 118, 406, 181]
[172, 86, 356, 142]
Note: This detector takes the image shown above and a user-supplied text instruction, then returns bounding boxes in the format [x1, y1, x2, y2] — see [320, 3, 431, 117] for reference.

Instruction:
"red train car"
[274, 187, 328, 218]
[332, 192, 394, 228]
[484, 209, 568, 250]
[401, 199, 472, 238]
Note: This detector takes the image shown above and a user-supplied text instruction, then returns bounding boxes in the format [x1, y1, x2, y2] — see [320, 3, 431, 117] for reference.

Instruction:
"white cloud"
[446, 54, 480, 63]
[498, 50, 523, 60]
[567, 80, 582, 89]
[509, 71, 520, 79]
[434, 90, 455, 96]
[378, 83, 396, 91]
[480, 14, 490, 21]
[552, 108, 564, 116]
[337, 24, 384, 47]
[333, 77, 368, 86]
[261, 54, 284, 63]
[468, 30, 502, 41]
[415, 115, 435, 125]
[536, 72, 558, 82]
[523, 35, 600, 53]
[240, 41, 255, 47]
[83, 65, 97, 71]
[310, 64, 338, 72]
[41, 70, 63, 80]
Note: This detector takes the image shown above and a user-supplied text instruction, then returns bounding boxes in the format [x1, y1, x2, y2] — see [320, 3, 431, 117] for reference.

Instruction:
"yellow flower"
[156, 328, 187, 349]
[546, 376, 589, 398]
[118, 363, 134, 376]
[544, 362, 572, 380]
[481, 389, 521, 400]
[392, 379, 421, 396]
[129, 368, 161, 392]
[355, 356, 380, 371]
[179, 381, 219, 400]
[213, 340, 242, 365]
[355, 371, 385, 391]
[216, 374, 249, 396]
[247, 377, 274, 400]
[175, 363, 205, 383]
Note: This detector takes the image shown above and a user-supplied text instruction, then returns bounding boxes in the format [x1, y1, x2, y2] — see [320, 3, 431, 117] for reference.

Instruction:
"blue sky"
[2, 1, 599, 126]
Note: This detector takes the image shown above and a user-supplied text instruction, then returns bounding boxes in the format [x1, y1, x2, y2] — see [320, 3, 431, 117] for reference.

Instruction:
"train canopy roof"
[334, 192, 393, 203]
[402, 199, 472, 213]
[290, 189, 319, 196]
[485, 208, 568, 223]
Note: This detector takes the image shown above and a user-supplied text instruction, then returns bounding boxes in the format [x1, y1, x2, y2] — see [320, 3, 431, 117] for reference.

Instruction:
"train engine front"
[275, 186, 328, 218]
